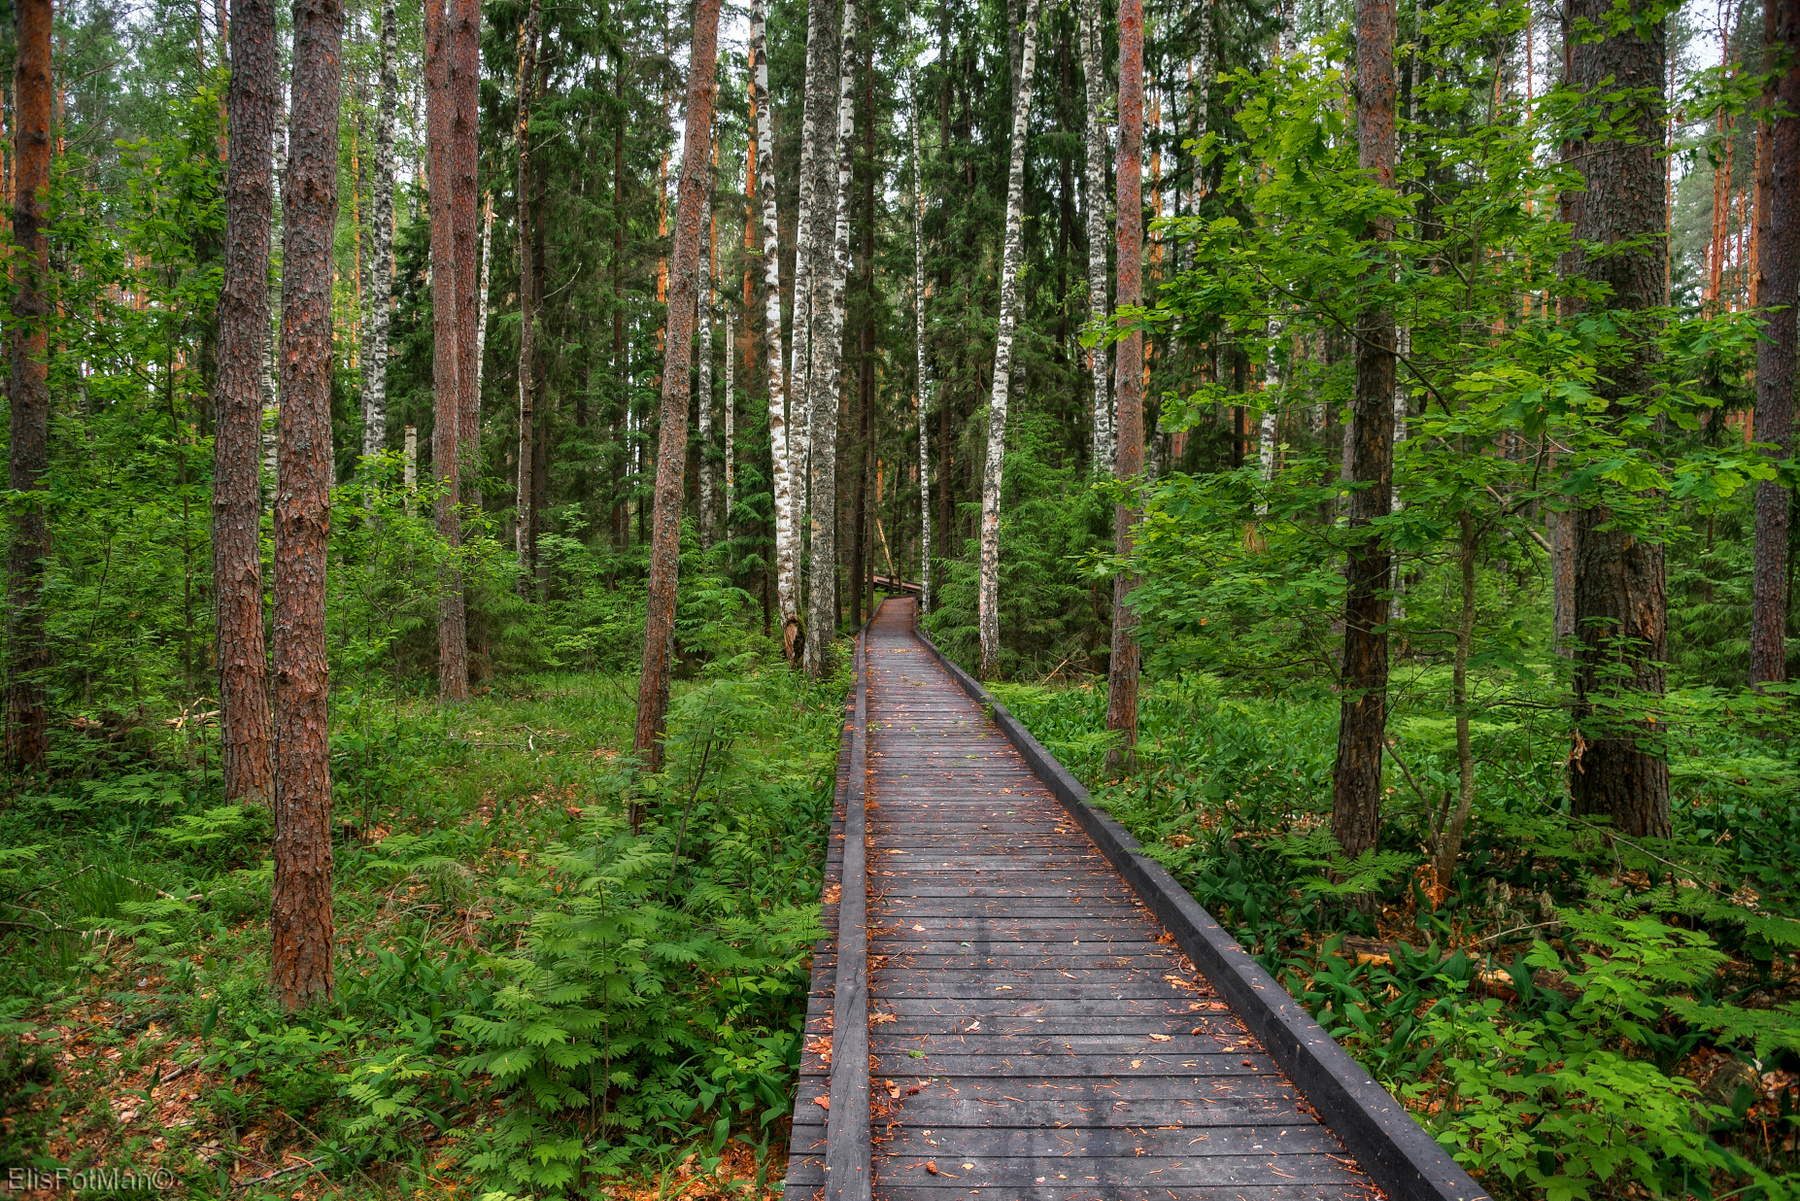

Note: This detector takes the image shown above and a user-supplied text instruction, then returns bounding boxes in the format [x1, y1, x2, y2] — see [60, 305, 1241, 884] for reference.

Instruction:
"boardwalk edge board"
[911, 621, 1489, 1201]
[823, 623, 873, 1201]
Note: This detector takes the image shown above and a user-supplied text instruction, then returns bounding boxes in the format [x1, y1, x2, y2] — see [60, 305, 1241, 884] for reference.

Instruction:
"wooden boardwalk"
[785, 598, 1381, 1201]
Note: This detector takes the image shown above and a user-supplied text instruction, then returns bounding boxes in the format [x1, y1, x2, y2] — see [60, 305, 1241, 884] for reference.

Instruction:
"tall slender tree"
[911, 52, 933, 614]
[5, 0, 52, 769]
[790, 0, 839, 526]
[451, 0, 482, 501]
[977, 0, 1043, 680]
[1563, 0, 1671, 838]
[426, 0, 469, 701]
[515, 0, 541, 579]
[804, 0, 859, 678]
[752, 0, 800, 657]
[698, 161, 716, 548]
[1331, 0, 1396, 860]
[1751, 0, 1799, 685]
[1103, 0, 1145, 772]
[271, 0, 344, 1011]
[1080, 0, 1112, 474]
[212, 0, 278, 800]
[634, 0, 723, 770]
[360, 0, 398, 463]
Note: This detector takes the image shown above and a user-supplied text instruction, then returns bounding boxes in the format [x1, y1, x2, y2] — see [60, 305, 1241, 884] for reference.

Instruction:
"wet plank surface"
[784, 598, 1375, 1201]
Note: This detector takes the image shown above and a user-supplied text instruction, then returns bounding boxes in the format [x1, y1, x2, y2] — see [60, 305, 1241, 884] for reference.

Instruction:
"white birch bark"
[752, 0, 801, 658]
[698, 177, 715, 547]
[804, 0, 857, 678]
[911, 63, 933, 615]
[477, 194, 493, 414]
[1255, 319, 1280, 516]
[1079, 0, 1112, 475]
[789, 0, 838, 529]
[724, 310, 735, 522]
[1390, 323, 1410, 620]
[977, 0, 1042, 680]
[361, 0, 398, 463]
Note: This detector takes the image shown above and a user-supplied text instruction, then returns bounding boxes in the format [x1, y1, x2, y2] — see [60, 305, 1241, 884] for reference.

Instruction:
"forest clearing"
[0, 0, 1798, 1194]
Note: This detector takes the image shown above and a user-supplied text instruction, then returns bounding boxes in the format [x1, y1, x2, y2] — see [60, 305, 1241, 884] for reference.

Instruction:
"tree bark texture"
[1079, 0, 1112, 476]
[725, 310, 736, 520]
[633, 0, 721, 770]
[451, 0, 481, 496]
[5, 0, 52, 770]
[1751, 0, 1799, 685]
[360, 0, 398, 463]
[912, 72, 933, 614]
[752, 0, 801, 659]
[789, 0, 838, 524]
[515, 0, 540, 579]
[425, 0, 468, 701]
[977, 0, 1043, 681]
[1103, 0, 1144, 771]
[271, 0, 343, 1011]
[804, 0, 858, 679]
[699, 170, 716, 548]
[1563, 0, 1671, 839]
[1332, 0, 1396, 860]
[212, 0, 277, 801]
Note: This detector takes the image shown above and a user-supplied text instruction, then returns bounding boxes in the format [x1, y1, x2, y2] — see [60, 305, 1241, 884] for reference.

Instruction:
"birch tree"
[272, 0, 344, 1009]
[975, 0, 1043, 679]
[698, 166, 716, 547]
[752, 0, 801, 659]
[724, 311, 736, 523]
[360, 0, 398, 463]
[789, 0, 839, 523]
[634, 0, 723, 773]
[804, 0, 859, 678]
[911, 59, 932, 614]
[212, 0, 277, 799]
[1079, 0, 1112, 475]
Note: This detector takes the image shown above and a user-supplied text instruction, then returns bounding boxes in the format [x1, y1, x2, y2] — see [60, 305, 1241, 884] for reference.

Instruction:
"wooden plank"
[823, 625, 873, 1201]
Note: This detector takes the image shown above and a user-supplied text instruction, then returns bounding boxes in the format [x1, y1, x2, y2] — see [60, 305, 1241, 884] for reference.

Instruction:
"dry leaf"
[925, 1161, 939, 1175]
[1148, 1034, 1171, 1042]
[813, 1096, 830, 1111]
[871, 1011, 897, 1026]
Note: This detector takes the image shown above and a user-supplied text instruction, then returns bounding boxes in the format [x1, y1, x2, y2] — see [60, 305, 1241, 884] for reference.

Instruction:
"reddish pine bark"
[212, 0, 278, 803]
[271, 0, 343, 1011]
[425, 0, 469, 701]
[5, 0, 52, 770]
[1751, 0, 1799, 685]
[1103, 0, 1143, 775]
[1563, 0, 1671, 839]
[451, 0, 481, 494]
[633, 0, 723, 776]
[1332, 0, 1396, 859]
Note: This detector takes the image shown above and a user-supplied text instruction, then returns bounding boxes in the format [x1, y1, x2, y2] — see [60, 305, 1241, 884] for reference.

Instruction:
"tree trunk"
[1104, 0, 1144, 772]
[451, 0, 481, 504]
[514, 0, 540, 585]
[698, 168, 716, 548]
[271, 0, 343, 1011]
[849, 21, 875, 631]
[1751, 0, 1799, 685]
[633, 0, 722, 771]
[360, 0, 398, 463]
[211, 0, 276, 800]
[1255, 317, 1280, 516]
[5, 0, 51, 770]
[1332, 0, 1396, 860]
[1561, 0, 1670, 839]
[1433, 509, 1479, 887]
[725, 310, 736, 523]
[425, 0, 468, 702]
[912, 63, 933, 614]
[803, 0, 858, 677]
[477, 192, 493, 420]
[752, 0, 800, 659]
[1079, 0, 1112, 475]
[790, 0, 838, 531]
[977, 0, 1042, 680]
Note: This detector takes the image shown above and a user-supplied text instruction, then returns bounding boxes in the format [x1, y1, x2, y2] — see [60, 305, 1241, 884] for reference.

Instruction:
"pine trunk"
[977, 0, 1043, 680]
[425, 0, 469, 701]
[451, 0, 481, 503]
[360, 0, 397, 463]
[1103, 0, 1144, 771]
[804, 0, 859, 678]
[752, 0, 800, 658]
[1332, 0, 1396, 860]
[212, 0, 277, 800]
[271, 0, 343, 1011]
[1751, 0, 1799, 685]
[1079, 0, 1112, 475]
[912, 70, 933, 614]
[515, 0, 540, 581]
[5, 0, 51, 769]
[1563, 0, 1671, 839]
[633, 0, 722, 771]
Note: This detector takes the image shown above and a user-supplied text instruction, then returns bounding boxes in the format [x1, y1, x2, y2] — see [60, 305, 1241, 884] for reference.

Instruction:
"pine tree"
[515, 0, 541, 579]
[360, 0, 398, 463]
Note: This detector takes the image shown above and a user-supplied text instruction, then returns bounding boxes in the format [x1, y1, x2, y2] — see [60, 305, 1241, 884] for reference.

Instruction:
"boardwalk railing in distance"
[822, 622, 872, 1201]
[910, 616, 1489, 1201]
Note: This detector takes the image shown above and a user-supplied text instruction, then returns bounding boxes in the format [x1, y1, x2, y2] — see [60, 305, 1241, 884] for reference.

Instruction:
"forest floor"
[0, 662, 843, 1201]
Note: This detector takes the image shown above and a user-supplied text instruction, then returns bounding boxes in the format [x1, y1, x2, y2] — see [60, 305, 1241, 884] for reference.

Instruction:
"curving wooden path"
[784, 597, 1380, 1201]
